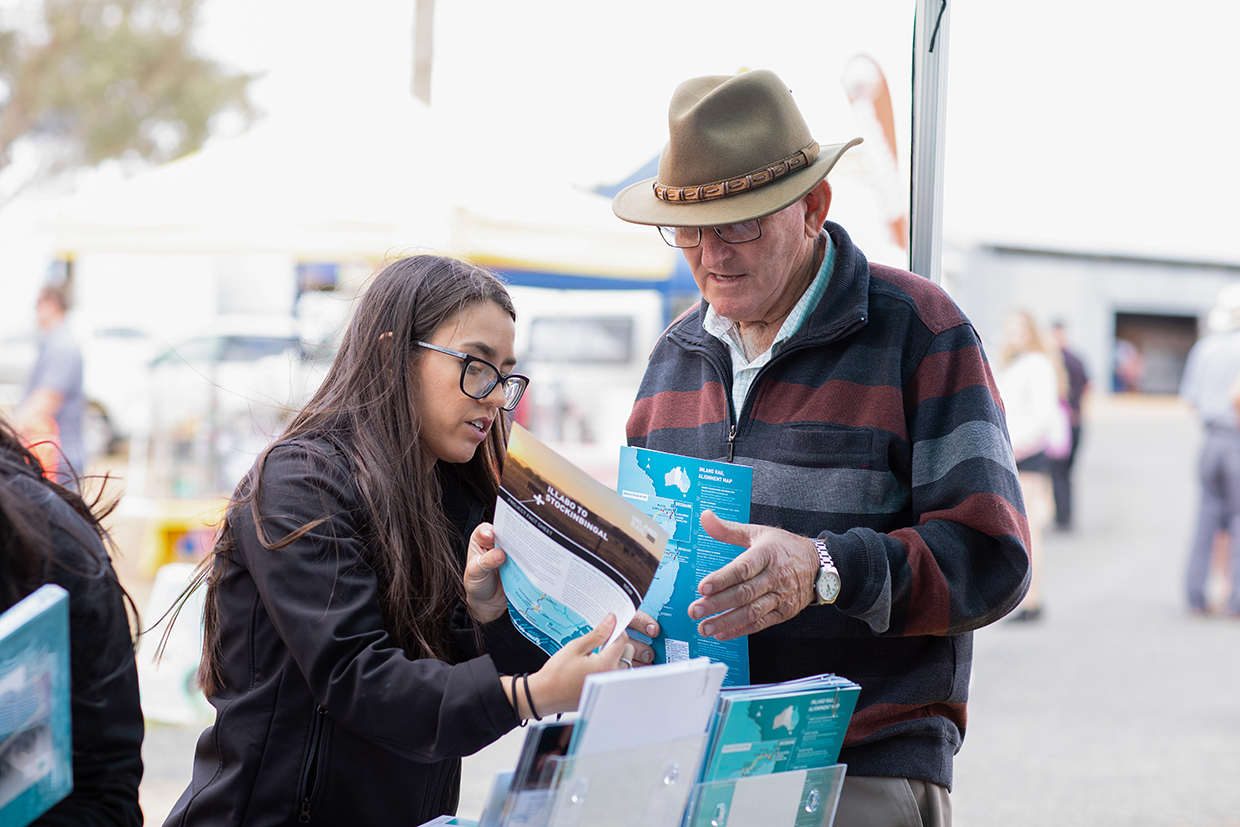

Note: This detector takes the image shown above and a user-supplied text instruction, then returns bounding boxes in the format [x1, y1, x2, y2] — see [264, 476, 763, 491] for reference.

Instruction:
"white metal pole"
[909, 0, 951, 284]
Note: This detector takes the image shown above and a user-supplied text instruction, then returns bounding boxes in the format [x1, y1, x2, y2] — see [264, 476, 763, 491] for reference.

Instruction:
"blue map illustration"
[501, 557, 592, 656]
[620, 451, 695, 622]
[618, 447, 752, 684]
[713, 699, 807, 778]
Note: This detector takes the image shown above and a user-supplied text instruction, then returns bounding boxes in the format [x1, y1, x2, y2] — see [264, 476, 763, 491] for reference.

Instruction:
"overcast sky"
[188, 0, 1240, 265]
[3, 0, 1236, 307]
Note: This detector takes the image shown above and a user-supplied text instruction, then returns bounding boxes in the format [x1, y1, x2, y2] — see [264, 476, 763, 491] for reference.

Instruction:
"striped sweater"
[627, 222, 1031, 790]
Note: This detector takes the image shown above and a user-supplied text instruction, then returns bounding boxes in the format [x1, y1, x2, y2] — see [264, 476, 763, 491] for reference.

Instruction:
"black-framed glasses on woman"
[415, 342, 530, 411]
[657, 219, 762, 249]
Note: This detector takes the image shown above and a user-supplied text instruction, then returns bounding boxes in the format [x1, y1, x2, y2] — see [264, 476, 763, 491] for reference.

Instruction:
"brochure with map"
[616, 446, 754, 686]
[0, 583, 73, 825]
[494, 425, 667, 655]
[700, 674, 861, 782]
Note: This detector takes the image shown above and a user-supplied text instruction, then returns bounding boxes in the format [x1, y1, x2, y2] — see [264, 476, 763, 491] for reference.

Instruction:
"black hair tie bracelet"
[522, 673, 543, 721]
[509, 674, 527, 727]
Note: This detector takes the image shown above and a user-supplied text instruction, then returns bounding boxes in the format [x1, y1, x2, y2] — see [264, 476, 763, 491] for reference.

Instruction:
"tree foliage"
[0, 0, 254, 178]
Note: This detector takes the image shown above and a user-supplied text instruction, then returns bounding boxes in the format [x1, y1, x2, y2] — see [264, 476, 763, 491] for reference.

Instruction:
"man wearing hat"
[614, 70, 1030, 826]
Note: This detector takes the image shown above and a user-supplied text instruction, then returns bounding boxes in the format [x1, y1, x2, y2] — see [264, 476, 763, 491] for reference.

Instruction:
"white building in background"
[945, 241, 1240, 396]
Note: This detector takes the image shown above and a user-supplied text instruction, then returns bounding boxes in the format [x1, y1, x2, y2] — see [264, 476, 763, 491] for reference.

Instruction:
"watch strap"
[812, 538, 834, 571]
[811, 538, 839, 605]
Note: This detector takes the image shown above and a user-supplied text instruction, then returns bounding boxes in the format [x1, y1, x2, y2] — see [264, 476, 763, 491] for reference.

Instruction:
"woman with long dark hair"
[0, 417, 143, 825]
[164, 255, 648, 826]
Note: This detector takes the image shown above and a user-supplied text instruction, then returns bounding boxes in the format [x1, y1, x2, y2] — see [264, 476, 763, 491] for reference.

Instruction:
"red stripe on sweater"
[917, 492, 1030, 550]
[627, 383, 729, 438]
[752, 380, 907, 436]
[908, 345, 1002, 407]
[845, 701, 968, 744]
[889, 528, 951, 636]
[870, 265, 966, 335]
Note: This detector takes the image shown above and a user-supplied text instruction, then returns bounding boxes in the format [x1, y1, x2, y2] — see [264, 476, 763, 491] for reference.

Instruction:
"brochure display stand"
[684, 765, 847, 827]
[449, 743, 845, 827]
[506, 734, 707, 827]
[417, 657, 858, 827]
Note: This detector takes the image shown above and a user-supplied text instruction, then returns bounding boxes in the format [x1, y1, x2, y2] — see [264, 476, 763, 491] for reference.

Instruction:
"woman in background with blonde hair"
[995, 309, 1069, 622]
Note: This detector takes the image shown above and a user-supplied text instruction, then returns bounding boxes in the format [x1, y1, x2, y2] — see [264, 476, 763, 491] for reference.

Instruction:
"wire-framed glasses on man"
[657, 219, 763, 249]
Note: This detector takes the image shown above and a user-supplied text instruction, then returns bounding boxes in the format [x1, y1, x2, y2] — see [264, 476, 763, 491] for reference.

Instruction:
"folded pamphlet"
[617, 445, 754, 685]
[494, 425, 667, 654]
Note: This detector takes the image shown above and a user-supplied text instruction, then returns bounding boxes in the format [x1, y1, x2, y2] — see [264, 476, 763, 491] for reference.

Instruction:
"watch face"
[817, 570, 841, 603]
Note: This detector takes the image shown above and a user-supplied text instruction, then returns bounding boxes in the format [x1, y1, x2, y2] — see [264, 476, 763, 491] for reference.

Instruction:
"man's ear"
[803, 179, 833, 237]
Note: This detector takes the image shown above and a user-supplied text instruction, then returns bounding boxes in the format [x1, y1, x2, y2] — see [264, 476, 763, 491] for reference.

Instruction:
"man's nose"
[698, 229, 733, 266]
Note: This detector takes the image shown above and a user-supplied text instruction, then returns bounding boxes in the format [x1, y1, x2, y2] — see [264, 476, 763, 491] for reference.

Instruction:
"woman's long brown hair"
[192, 255, 515, 696]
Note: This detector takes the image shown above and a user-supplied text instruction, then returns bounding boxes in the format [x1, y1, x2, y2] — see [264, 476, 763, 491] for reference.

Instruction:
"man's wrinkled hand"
[688, 510, 820, 640]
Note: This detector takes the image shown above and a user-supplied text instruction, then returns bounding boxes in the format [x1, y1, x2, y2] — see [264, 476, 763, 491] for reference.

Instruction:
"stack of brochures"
[0, 584, 73, 826]
[699, 673, 861, 783]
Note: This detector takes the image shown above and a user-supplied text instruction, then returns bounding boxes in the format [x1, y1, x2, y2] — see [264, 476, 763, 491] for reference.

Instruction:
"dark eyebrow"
[460, 340, 517, 368]
[458, 340, 496, 359]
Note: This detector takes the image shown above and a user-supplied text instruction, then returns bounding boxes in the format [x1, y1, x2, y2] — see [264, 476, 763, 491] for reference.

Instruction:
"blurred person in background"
[15, 285, 85, 489]
[0, 415, 143, 826]
[995, 309, 1068, 623]
[1178, 284, 1240, 618]
[1112, 338, 1144, 393]
[164, 255, 655, 826]
[1050, 320, 1090, 531]
[614, 69, 1030, 827]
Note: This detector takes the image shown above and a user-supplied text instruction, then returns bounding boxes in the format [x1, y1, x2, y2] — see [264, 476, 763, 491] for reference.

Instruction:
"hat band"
[652, 141, 820, 204]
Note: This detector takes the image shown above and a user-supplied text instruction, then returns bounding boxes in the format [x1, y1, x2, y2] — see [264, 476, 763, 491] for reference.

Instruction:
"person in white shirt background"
[995, 308, 1068, 623]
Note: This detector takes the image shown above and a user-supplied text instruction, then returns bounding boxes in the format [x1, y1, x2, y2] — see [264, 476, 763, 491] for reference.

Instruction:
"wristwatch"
[811, 538, 841, 605]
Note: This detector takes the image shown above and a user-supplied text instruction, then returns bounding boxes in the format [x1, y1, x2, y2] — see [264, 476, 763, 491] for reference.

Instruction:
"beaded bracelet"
[521, 673, 543, 722]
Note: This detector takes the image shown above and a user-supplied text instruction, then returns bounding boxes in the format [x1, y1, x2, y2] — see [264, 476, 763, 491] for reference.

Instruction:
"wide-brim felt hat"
[612, 69, 862, 228]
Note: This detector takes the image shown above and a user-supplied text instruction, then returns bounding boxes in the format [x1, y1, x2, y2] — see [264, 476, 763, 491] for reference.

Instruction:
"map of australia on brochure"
[617, 445, 754, 686]
[494, 425, 667, 656]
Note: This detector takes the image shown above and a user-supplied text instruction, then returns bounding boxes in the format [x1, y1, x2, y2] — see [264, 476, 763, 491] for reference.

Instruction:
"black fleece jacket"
[163, 436, 546, 826]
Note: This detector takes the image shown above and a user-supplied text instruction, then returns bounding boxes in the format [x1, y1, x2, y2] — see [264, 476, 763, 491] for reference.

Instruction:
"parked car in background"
[0, 307, 341, 497]
[80, 322, 161, 456]
[144, 314, 336, 499]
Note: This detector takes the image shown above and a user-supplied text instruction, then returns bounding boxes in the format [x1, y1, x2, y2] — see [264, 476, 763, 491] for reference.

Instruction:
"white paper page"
[494, 497, 636, 648]
[571, 658, 727, 756]
[729, 769, 807, 827]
